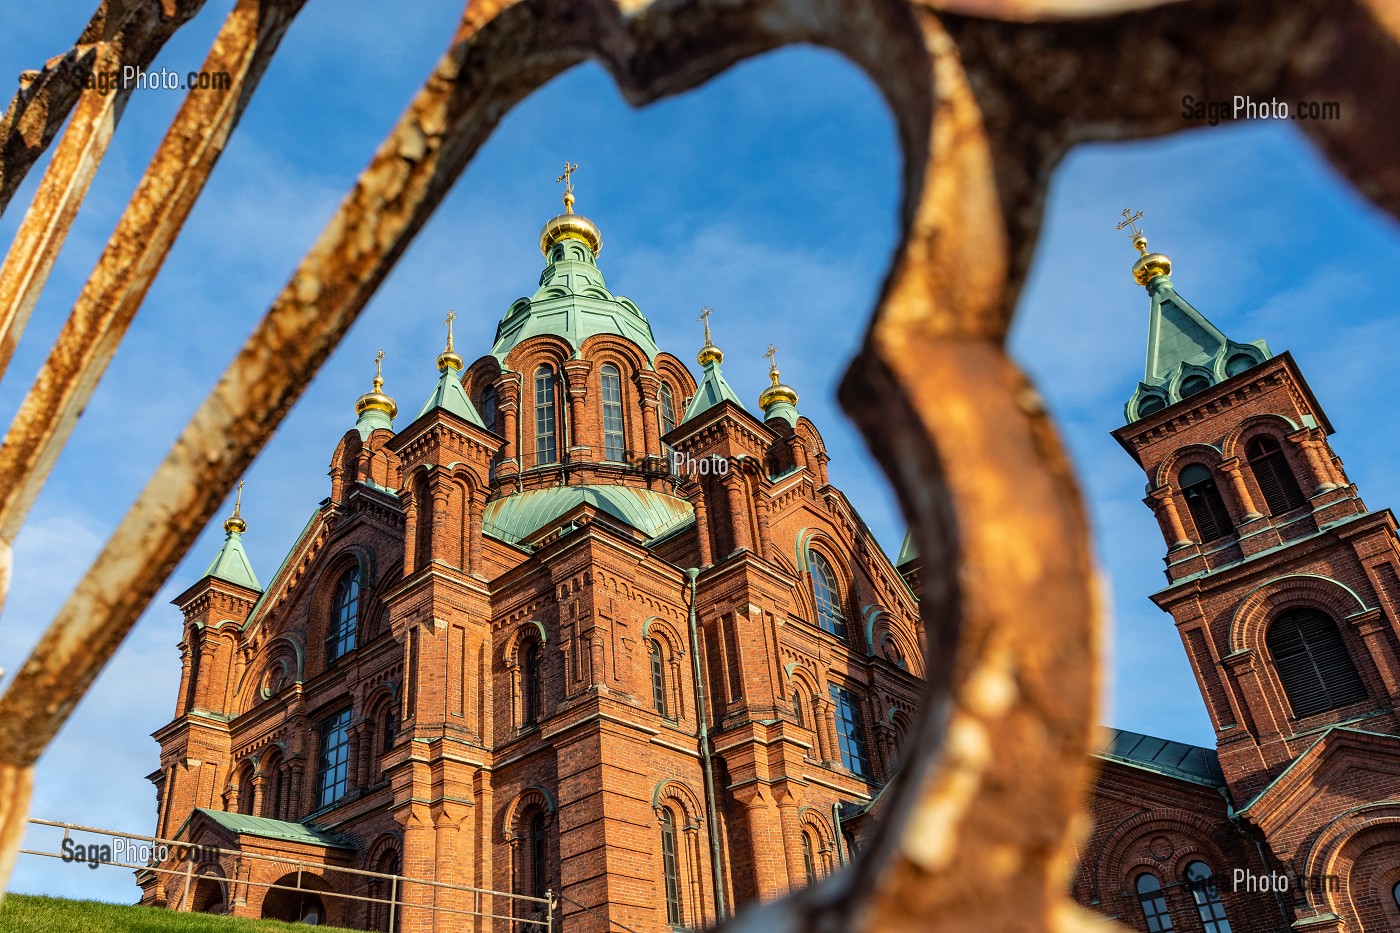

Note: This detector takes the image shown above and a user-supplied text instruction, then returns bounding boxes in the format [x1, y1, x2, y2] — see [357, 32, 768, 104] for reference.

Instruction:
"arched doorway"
[190, 875, 226, 914]
[262, 871, 330, 925]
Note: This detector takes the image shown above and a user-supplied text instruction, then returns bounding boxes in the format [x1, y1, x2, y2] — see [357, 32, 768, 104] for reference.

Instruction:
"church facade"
[1072, 226, 1400, 932]
[138, 179, 925, 932]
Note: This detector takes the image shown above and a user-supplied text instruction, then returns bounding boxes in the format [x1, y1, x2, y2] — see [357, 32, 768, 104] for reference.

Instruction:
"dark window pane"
[660, 808, 683, 924]
[327, 568, 360, 662]
[1267, 608, 1367, 718]
[1185, 861, 1231, 933]
[315, 708, 352, 809]
[829, 683, 871, 779]
[602, 364, 626, 462]
[534, 367, 557, 465]
[650, 640, 668, 717]
[1136, 873, 1176, 933]
[809, 553, 847, 641]
[1246, 436, 1306, 514]
[1180, 465, 1233, 541]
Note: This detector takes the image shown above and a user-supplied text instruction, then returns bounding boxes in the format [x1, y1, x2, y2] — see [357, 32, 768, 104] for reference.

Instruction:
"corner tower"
[1111, 217, 1400, 811]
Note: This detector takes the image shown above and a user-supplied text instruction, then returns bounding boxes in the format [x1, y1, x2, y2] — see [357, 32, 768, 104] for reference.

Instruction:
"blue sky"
[2, 0, 1397, 904]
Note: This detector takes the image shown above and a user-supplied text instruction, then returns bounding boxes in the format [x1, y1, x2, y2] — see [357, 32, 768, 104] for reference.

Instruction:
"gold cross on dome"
[556, 162, 579, 212]
[1116, 207, 1145, 238]
[373, 348, 384, 379]
[443, 310, 456, 350]
[764, 344, 779, 371]
[234, 479, 244, 513]
[698, 306, 714, 344]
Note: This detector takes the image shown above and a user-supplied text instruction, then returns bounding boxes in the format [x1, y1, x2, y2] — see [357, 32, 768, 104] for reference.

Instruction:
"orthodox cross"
[699, 306, 714, 345]
[1116, 207, 1145, 238]
[373, 348, 384, 381]
[233, 479, 244, 514]
[443, 310, 456, 350]
[557, 162, 579, 211]
[764, 344, 779, 372]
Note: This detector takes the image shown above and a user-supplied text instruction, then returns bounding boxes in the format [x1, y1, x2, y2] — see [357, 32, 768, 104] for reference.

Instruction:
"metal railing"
[18, 818, 553, 931]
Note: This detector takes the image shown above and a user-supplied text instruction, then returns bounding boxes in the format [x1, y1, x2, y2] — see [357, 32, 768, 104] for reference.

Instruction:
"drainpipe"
[686, 566, 727, 923]
[515, 371, 524, 494]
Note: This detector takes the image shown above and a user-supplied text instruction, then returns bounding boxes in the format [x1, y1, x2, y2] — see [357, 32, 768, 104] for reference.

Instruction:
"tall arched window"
[1136, 873, 1176, 932]
[1266, 607, 1366, 717]
[828, 683, 871, 779]
[1184, 861, 1231, 933]
[649, 639, 668, 717]
[327, 567, 360, 662]
[315, 708, 353, 810]
[801, 830, 818, 885]
[659, 383, 677, 436]
[809, 552, 848, 641]
[791, 689, 805, 728]
[601, 364, 626, 461]
[534, 366, 557, 465]
[659, 807, 683, 925]
[480, 384, 498, 434]
[1246, 435, 1306, 514]
[529, 812, 549, 900]
[522, 641, 542, 725]
[1180, 464, 1233, 542]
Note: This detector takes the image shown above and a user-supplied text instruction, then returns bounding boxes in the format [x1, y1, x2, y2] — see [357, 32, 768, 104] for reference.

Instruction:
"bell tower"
[1110, 215, 1400, 802]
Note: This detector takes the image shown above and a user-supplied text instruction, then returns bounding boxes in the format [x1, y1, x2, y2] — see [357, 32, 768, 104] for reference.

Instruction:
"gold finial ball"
[539, 213, 603, 257]
[224, 514, 247, 534]
[697, 344, 724, 366]
[759, 382, 798, 410]
[1132, 234, 1148, 253]
[437, 349, 464, 373]
[1132, 250, 1173, 286]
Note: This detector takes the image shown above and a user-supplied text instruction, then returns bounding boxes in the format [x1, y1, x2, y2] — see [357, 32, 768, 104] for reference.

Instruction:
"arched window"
[1393, 879, 1400, 911]
[529, 811, 549, 901]
[534, 366, 557, 465]
[659, 807, 683, 925]
[326, 567, 360, 662]
[601, 364, 626, 461]
[791, 689, 805, 728]
[809, 552, 848, 641]
[659, 383, 677, 436]
[828, 683, 871, 779]
[522, 641, 542, 726]
[1184, 861, 1231, 933]
[1180, 374, 1211, 397]
[1180, 464, 1232, 542]
[378, 702, 398, 779]
[649, 639, 668, 717]
[1246, 435, 1306, 514]
[315, 708, 353, 810]
[801, 830, 818, 885]
[1266, 607, 1367, 718]
[480, 384, 498, 434]
[1136, 873, 1176, 932]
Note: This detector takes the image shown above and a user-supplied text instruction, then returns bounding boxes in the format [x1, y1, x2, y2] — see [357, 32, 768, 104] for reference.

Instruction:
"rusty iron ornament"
[0, 0, 1397, 930]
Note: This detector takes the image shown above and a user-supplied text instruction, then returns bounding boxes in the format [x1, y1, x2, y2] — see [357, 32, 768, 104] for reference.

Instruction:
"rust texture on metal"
[0, 0, 1398, 930]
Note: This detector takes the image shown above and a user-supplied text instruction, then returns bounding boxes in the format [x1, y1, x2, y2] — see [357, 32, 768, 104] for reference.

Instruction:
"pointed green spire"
[203, 481, 261, 590]
[419, 311, 485, 426]
[682, 307, 745, 422]
[1117, 212, 1272, 422]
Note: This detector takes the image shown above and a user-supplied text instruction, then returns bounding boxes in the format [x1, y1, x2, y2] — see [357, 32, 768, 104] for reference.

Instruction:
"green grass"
[0, 894, 363, 932]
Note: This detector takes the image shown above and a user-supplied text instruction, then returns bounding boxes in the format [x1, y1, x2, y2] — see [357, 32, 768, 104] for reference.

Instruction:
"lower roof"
[1098, 728, 1226, 789]
[482, 484, 693, 545]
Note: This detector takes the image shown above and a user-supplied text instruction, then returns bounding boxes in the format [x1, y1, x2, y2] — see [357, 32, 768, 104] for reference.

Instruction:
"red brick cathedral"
[139, 182, 925, 930]
[1074, 226, 1400, 931]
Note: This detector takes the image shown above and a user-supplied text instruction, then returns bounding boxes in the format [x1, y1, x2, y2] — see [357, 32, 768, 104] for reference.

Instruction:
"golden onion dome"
[539, 170, 602, 257]
[356, 350, 398, 419]
[698, 343, 724, 366]
[759, 373, 798, 410]
[1131, 233, 1172, 286]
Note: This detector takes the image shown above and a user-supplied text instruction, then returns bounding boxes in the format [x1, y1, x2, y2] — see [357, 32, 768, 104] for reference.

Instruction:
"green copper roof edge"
[416, 367, 485, 426]
[1237, 724, 1399, 813]
[188, 807, 357, 849]
[682, 360, 746, 423]
[243, 510, 321, 629]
